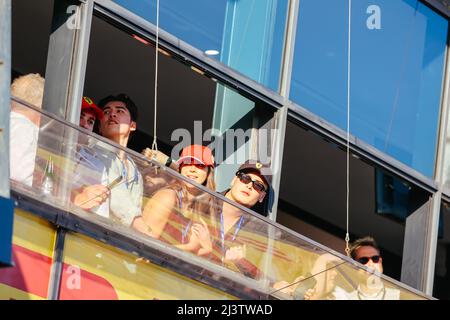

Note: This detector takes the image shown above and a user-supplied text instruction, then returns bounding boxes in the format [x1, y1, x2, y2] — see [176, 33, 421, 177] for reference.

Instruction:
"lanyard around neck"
[117, 155, 138, 188]
[220, 210, 244, 255]
[176, 192, 193, 244]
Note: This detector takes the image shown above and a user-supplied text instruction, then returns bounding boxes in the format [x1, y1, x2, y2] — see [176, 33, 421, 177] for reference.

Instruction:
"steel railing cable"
[151, 0, 160, 155]
[345, 0, 352, 257]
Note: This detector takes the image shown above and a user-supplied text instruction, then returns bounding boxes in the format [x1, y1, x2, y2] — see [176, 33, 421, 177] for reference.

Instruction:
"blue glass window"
[112, 0, 288, 92]
[290, 0, 448, 177]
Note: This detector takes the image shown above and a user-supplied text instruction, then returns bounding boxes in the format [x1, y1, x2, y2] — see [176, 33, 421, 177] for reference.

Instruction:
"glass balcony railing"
[8, 96, 431, 300]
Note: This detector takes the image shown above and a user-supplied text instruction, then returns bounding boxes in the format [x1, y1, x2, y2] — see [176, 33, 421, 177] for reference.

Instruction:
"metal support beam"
[422, 25, 450, 295]
[43, 0, 93, 122]
[0, 0, 14, 268]
[0, 0, 11, 199]
[279, 0, 299, 98]
[47, 228, 67, 300]
[266, 0, 299, 221]
[424, 192, 443, 294]
[401, 199, 432, 290]
[66, 0, 94, 124]
[267, 106, 287, 221]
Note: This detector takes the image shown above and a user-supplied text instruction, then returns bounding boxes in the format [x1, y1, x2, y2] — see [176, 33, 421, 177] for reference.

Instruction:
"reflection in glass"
[290, 0, 448, 177]
[111, 0, 288, 91]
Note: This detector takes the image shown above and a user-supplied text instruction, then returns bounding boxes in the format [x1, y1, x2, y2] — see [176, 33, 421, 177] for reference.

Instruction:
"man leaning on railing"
[71, 94, 143, 227]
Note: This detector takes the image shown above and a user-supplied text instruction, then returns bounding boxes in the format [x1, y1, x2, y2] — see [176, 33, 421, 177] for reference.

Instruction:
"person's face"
[99, 101, 136, 140]
[79, 110, 96, 132]
[354, 246, 383, 274]
[180, 163, 209, 186]
[229, 172, 267, 208]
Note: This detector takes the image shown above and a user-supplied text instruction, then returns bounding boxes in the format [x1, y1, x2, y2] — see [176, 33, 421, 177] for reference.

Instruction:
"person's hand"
[72, 184, 110, 210]
[273, 281, 295, 295]
[142, 148, 169, 165]
[191, 218, 212, 254]
[225, 244, 246, 262]
[311, 253, 342, 274]
[303, 287, 316, 300]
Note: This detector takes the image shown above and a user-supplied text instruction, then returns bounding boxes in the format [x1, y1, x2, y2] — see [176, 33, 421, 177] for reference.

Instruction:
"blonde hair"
[11, 73, 45, 109]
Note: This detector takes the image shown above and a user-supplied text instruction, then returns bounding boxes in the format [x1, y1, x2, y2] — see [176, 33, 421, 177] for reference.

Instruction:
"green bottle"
[42, 156, 55, 196]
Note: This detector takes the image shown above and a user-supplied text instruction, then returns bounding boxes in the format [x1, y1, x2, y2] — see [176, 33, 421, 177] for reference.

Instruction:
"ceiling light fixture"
[205, 49, 219, 56]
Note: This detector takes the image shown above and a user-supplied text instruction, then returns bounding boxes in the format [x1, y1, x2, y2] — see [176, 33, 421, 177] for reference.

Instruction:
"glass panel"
[9, 98, 429, 299]
[271, 256, 426, 300]
[290, 0, 448, 177]
[278, 120, 431, 281]
[83, 14, 276, 195]
[110, 0, 288, 91]
[59, 232, 236, 300]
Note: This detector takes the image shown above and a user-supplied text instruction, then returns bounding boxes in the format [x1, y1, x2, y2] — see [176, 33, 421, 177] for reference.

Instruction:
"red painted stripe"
[0, 244, 52, 298]
[59, 263, 118, 300]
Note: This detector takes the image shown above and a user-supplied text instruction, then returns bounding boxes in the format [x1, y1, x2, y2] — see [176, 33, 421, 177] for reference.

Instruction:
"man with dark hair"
[97, 94, 138, 124]
[350, 236, 381, 265]
[347, 236, 399, 300]
[72, 94, 143, 226]
[275, 236, 400, 300]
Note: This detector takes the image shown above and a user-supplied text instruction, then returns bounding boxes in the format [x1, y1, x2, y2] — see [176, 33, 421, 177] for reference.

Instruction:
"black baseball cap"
[237, 160, 272, 187]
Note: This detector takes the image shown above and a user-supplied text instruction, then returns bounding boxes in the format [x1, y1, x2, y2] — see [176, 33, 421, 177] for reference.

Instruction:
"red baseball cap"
[177, 145, 215, 167]
[81, 96, 103, 120]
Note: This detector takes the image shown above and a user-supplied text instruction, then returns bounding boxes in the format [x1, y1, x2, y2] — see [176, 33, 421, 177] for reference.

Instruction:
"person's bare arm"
[307, 253, 342, 300]
[140, 188, 177, 239]
[142, 148, 178, 170]
[72, 184, 110, 210]
[131, 216, 155, 237]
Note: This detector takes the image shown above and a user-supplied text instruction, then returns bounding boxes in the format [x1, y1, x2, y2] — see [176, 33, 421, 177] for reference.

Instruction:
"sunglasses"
[357, 255, 381, 265]
[236, 171, 267, 193]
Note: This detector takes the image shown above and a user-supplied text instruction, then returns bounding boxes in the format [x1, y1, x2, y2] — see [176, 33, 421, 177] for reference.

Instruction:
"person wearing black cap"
[224, 160, 272, 212]
[197, 160, 272, 279]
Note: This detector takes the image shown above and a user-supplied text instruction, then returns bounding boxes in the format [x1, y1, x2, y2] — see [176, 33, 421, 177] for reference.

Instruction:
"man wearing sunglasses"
[207, 160, 272, 279]
[224, 161, 271, 211]
[283, 236, 400, 300]
[348, 236, 400, 300]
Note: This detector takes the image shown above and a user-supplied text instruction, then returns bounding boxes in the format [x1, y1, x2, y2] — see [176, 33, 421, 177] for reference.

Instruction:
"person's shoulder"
[151, 187, 179, 202]
[333, 286, 352, 300]
[10, 111, 36, 129]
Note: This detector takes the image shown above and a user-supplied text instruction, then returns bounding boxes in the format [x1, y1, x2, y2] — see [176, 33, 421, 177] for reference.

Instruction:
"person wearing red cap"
[79, 96, 103, 132]
[133, 145, 217, 255]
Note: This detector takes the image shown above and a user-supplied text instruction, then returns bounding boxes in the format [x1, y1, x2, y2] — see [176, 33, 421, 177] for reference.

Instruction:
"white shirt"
[73, 142, 143, 226]
[347, 285, 400, 300]
[332, 285, 400, 300]
[9, 111, 39, 187]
